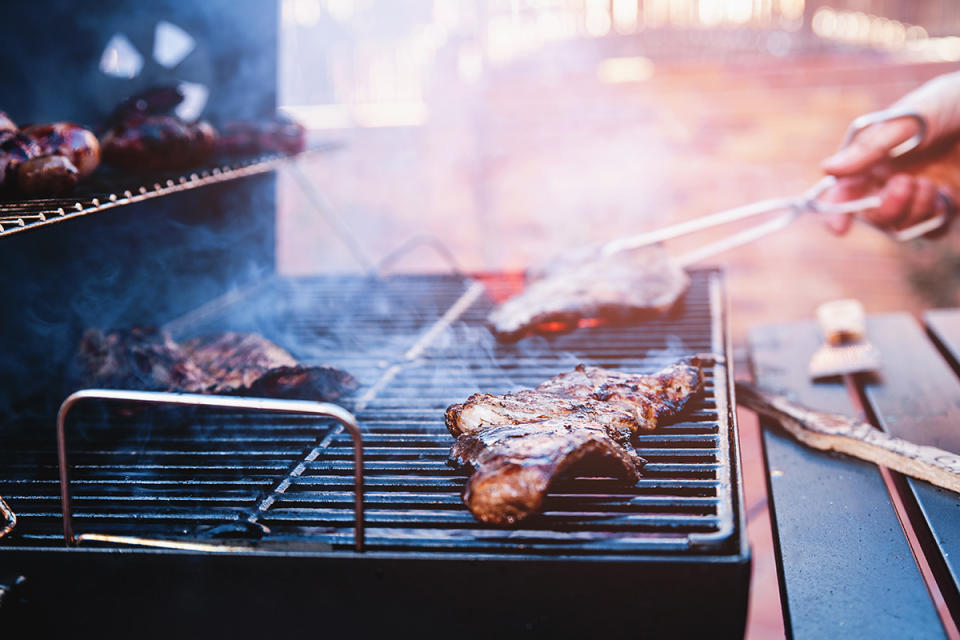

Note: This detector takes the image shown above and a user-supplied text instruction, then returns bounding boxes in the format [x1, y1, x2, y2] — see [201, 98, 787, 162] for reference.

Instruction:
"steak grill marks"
[0, 272, 734, 555]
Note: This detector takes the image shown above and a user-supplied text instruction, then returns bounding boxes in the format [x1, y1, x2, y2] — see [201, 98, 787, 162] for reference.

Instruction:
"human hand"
[821, 72, 960, 236]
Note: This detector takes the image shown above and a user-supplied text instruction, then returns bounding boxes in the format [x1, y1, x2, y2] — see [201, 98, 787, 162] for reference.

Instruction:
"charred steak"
[444, 360, 703, 525]
[77, 327, 358, 401]
[488, 244, 689, 341]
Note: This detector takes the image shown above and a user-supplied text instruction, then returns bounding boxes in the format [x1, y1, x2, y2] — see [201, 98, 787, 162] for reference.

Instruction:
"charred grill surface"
[488, 244, 690, 341]
[77, 327, 358, 401]
[445, 362, 704, 525]
[0, 272, 737, 556]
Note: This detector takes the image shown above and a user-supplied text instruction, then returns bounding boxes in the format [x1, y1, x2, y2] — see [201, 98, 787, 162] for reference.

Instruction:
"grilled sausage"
[107, 86, 184, 128]
[102, 115, 196, 171]
[218, 116, 305, 155]
[0, 132, 42, 190]
[188, 120, 217, 164]
[21, 122, 101, 178]
[16, 155, 79, 196]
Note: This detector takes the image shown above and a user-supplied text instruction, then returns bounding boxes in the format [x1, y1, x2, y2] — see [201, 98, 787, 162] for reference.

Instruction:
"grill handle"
[56, 389, 365, 552]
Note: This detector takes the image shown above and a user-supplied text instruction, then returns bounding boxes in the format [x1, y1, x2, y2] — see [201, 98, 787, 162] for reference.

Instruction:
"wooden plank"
[864, 313, 960, 598]
[748, 321, 944, 639]
[926, 309, 960, 376]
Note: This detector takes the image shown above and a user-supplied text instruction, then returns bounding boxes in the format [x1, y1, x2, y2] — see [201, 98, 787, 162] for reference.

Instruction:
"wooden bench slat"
[925, 309, 960, 376]
[863, 312, 960, 596]
[748, 321, 944, 639]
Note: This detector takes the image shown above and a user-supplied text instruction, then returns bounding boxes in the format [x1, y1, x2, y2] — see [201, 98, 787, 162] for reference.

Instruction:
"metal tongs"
[601, 108, 954, 266]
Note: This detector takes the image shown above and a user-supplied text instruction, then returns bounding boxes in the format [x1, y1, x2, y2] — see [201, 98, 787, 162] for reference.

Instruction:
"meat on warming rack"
[0, 145, 338, 236]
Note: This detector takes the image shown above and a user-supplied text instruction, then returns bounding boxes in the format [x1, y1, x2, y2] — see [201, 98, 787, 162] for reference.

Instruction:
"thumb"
[821, 116, 919, 177]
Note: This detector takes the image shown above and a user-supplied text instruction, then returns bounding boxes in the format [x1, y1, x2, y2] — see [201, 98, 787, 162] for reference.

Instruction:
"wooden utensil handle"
[816, 299, 866, 345]
[737, 381, 960, 495]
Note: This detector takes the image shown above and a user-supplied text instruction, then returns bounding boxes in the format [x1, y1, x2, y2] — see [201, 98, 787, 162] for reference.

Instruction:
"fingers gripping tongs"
[601, 109, 955, 266]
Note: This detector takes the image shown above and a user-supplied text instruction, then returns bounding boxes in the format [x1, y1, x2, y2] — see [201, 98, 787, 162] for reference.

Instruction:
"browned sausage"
[16, 155, 79, 196]
[102, 115, 207, 171]
[0, 132, 42, 191]
[188, 120, 217, 163]
[21, 122, 101, 178]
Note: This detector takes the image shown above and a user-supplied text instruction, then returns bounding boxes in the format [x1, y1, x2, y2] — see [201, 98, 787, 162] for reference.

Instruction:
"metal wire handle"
[841, 107, 927, 158]
[57, 389, 366, 552]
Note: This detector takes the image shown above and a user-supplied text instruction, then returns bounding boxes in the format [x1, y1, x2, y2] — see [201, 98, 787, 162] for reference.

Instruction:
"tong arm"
[600, 195, 800, 257]
[841, 107, 926, 158]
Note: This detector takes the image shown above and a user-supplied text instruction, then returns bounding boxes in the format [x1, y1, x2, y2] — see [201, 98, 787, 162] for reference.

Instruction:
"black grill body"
[0, 271, 749, 637]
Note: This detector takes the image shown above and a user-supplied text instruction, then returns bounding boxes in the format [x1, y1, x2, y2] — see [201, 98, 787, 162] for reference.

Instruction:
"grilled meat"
[77, 326, 207, 391]
[451, 419, 642, 526]
[180, 332, 357, 400]
[217, 115, 306, 156]
[102, 115, 217, 172]
[488, 244, 689, 341]
[106, 86, 186, 128]
[445, 360, 703, 525]
[536, 363, 702, 430]
[16, 155, 79, 196]
[77, 327, 358, 401]
[100, 86, 218, 171]
[0, 132, 41, 189]
[21, 122, 101, 178]
[0, 119, 99, 195]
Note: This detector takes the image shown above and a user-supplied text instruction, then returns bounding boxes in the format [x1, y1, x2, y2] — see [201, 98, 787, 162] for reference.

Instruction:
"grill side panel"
[0, 550, 750, 638]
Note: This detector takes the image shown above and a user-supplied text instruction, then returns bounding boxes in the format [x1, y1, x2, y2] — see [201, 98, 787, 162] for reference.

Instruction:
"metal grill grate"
[0, 146, 338, 237]
[0, 270, 739, 556]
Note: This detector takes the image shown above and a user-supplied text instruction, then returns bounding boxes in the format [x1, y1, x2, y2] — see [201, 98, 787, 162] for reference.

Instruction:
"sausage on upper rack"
[21, 122, 101, 178]
[0, 115, 101, 197]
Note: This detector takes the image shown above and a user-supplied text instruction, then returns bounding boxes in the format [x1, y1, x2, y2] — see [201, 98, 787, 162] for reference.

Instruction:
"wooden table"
[747, 310, 960, 639]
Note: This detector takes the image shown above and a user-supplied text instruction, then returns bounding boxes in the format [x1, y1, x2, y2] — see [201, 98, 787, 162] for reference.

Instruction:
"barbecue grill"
[0, 2, 749, 636]
[0, 266, 749, 636]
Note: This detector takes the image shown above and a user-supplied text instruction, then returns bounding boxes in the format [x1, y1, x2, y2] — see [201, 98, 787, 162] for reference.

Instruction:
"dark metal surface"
[748, 320, 946, 639]
[0, 0, 278, 127]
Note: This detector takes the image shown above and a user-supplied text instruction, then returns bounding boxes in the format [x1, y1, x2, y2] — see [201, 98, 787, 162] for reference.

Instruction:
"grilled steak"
[451, 419, 642, 526]
[77, 327, 358, 401]
[76, 326, 208, 391]
[180, 332, 357, 400]
[445, 360, 703, 525]
[488, 244, 689, 341]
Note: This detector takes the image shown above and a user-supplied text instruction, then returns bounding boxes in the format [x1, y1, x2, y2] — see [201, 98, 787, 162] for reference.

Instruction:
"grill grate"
[0, 271, 739, 556]
[0, 146, 338, 237]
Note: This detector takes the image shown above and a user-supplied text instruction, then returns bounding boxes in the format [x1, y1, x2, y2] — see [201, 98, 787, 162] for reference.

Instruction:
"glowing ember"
[537, 321, 572, 332]
[534, 317, 608, 335]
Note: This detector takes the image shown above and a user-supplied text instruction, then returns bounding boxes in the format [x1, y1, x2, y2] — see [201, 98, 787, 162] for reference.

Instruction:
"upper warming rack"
[0, 145, 338, 237]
